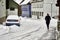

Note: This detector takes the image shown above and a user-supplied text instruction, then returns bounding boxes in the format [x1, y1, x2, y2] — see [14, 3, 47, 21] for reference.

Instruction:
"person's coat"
[45, 15, 51, 24]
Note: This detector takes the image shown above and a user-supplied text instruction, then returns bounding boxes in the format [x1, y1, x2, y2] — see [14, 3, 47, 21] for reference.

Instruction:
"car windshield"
[7, 19, 18, 22]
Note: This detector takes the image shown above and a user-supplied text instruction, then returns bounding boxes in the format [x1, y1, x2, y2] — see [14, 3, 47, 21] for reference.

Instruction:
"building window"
[32, 4, 43, 8]
[32, 0, 44, 2]
[39, 12, 44, 16]
[42, 12, 43, 16]
[10, 7, 15, 11]
[32, 0, 36, 2]
[32, 12, 33, 15]
[37, 0, 43, 2]
[32, 11, 44, 17]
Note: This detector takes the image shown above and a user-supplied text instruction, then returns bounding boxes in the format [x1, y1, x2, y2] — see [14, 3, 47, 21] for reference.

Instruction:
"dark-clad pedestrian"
[45, 13, 51, 30]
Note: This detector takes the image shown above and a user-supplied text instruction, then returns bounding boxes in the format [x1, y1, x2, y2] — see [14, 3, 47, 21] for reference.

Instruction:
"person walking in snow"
[45, 13, 51, 30]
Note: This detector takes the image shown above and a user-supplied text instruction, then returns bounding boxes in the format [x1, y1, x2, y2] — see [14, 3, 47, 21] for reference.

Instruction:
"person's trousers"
[47, 24, 49, 29]
[46, 22, 50, 29]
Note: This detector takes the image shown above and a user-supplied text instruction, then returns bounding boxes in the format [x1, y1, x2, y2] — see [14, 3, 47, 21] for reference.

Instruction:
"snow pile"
[50, 18, 58, 28]
[0, 24, 9, 35]
[9, 25, 20, 33]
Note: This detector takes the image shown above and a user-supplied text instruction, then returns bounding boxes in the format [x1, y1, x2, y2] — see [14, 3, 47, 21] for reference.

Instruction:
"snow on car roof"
[7, 15, 19, 19]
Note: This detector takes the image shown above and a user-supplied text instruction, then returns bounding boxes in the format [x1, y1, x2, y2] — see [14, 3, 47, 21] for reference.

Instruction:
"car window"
[7, 19, 18, 22]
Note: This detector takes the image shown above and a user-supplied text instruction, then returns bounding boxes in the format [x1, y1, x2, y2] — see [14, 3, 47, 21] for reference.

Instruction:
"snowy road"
[0, 17, 58, 40]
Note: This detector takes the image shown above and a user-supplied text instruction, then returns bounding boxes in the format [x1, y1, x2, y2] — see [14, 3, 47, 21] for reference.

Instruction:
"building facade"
[31, 0, 59, 19]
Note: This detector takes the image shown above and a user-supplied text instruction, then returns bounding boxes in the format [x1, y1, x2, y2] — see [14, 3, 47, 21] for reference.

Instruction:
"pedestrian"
[45, 13, 51, 30]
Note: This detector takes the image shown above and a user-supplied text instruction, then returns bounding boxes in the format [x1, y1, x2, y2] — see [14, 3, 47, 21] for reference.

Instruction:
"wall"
[43, 4, 51, 16]
[43, 0, 58, 17]
[0, 0, 6, 18]
[7, 8, 18, 16]
[0, 0, 6, 23]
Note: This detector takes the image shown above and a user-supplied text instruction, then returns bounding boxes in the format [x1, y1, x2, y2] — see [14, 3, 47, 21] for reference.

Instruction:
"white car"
[5, 15, 20, 26]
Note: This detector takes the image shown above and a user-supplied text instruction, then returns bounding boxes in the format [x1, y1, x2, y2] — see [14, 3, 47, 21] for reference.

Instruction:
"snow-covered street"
[0, 17, 58, 40]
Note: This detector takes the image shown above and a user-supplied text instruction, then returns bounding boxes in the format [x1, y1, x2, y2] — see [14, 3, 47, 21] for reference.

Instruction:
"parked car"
[52, 15, 58, 19]
[5, 15, 20, 26]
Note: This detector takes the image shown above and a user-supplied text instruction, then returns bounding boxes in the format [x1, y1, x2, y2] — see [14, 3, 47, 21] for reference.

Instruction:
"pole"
[59, 7, 60, 20]
[51, 3, 52, 17]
